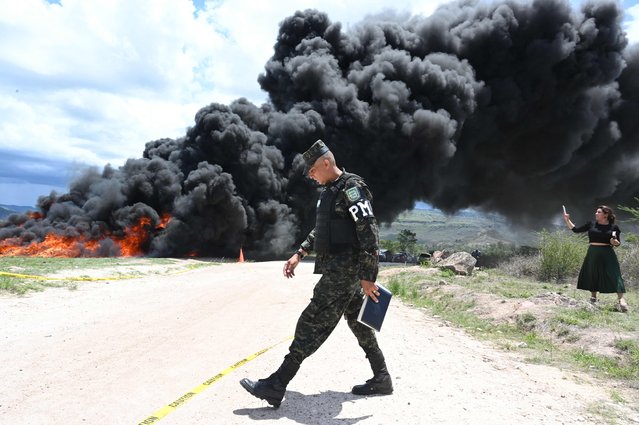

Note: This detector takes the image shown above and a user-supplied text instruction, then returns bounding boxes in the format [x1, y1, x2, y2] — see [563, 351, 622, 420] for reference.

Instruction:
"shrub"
[516, 312, 537, 331]
[538, 230, 587, 283]
[617, 198, 639, 288]
[464, 243, 538, 268]
[618, 197, 639, 223]
[440, 269, 455, 278]
[618, 244, 639, 289]
[498, 254, 541, 278]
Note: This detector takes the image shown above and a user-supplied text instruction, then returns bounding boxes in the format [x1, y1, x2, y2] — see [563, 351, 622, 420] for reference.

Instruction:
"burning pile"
[0, 214, 172, 258]
[1, 0, 639, 258]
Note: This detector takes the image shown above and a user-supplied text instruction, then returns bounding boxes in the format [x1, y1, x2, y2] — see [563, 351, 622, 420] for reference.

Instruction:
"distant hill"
[1, 203, 633, 249]
[0, 204, 34, 220]
[0, 203, 532, 246]
[379, 209, 537, 250]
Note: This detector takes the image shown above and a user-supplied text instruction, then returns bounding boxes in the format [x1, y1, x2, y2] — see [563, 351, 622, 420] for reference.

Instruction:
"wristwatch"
[295, 249, 305, 259]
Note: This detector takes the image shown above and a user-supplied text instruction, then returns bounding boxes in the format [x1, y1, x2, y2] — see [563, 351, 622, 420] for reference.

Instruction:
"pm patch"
[345, 187, 361, 202]
[348, 200, 374, 222]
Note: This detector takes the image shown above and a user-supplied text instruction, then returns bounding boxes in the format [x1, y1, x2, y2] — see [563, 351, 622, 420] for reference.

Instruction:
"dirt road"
[1, 262, 637, 424]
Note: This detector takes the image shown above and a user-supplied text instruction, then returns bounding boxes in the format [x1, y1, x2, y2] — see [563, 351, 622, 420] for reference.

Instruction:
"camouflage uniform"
[240, 141, 391, 407]
[286, 171, 382, 365]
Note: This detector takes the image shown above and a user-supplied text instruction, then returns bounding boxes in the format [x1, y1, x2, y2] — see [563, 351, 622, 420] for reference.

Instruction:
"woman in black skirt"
[563, 205, 628, 312]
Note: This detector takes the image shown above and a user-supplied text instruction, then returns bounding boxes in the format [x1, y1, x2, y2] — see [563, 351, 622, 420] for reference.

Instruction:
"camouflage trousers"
[285, 271, 382, 365]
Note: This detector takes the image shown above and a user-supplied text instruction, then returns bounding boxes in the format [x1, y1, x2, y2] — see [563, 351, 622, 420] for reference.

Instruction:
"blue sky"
[1, 0, 638, 206]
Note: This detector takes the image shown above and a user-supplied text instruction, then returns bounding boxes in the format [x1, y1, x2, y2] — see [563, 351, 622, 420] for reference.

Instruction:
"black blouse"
[572, 221, 621, 244]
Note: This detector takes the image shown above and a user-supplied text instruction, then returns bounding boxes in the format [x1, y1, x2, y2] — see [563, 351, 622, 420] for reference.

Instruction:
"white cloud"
[625, 4, 639, 45]
[203, 0, 445, 98]
[1, 0, 635, 206]
[0, 0, 448, 175]
[1, 0, 224, 96]
[0, 0, 229, 166]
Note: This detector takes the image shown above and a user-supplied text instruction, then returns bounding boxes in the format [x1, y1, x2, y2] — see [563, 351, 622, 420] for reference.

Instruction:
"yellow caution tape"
[0, 267, 197, 282]
[138, 336, 293, 424]
[0, 270, 140, 281]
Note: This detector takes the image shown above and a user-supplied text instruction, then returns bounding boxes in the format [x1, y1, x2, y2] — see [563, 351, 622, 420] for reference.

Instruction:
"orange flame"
[0, 215, 171, 258]
[157, 213, 172, 230]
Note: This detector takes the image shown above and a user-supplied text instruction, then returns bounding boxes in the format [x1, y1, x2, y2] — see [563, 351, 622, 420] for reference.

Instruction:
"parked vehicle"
[392, 252, 418, 263]
[391, 252, 406, 262]
[418, 252, 432, 263]
[378, 249, 391, 262]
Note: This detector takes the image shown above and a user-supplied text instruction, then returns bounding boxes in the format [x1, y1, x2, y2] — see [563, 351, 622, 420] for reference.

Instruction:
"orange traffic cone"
[238, 248, 245, 263]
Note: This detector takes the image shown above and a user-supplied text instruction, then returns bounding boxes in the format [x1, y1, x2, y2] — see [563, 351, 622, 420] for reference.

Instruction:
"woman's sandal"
[618, 299, 629, 313]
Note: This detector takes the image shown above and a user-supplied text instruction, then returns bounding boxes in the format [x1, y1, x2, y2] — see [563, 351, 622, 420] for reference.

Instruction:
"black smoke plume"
[2, 0, 639, 257]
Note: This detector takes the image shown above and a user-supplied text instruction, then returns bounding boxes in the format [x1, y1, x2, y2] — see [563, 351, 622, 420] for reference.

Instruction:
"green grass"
[610, 390, 626, 404]
[570, 348, 639, 380]
[381, 265, 639, 389]
[387, 274, 498, 335]
[614, 339, 639, 365]
[1, 274, 55, 295]
[0, 257, 216, 294]
[385, 273, 557, 356]
[585, 402, 623, 425]
[553, 308, 595, 328]
[464, 272, 544, 298]
[445, 268, 558, 299]
[552, 305, 638, 332]
[0, 256, 176, 274]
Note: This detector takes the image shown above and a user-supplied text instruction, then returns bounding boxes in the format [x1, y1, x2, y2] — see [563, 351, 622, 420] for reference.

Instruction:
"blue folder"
[357, 284, 392, 332]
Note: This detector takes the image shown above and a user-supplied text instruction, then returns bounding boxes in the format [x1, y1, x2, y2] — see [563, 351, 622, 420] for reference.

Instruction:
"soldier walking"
[240, 140, 393, 408]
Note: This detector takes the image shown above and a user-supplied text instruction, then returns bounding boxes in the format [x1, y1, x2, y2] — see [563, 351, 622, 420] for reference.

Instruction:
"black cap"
[302, 140, 330, 172]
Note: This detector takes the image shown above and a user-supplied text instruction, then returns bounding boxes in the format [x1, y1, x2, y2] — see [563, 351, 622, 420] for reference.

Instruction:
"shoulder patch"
[345, 187, 360, 202]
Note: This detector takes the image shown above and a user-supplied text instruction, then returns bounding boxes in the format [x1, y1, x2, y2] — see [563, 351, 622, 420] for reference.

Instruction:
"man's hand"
[361, 280, 380, 303]
[283, 254, 300, 278]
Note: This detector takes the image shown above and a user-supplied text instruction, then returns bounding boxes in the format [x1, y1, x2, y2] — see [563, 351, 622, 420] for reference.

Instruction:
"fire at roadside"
[0, 214, 172, 258]
[2, 1, 639, 258]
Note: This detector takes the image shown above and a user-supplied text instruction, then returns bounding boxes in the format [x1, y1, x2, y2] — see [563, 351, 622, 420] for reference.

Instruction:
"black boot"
[352, 350, 393, 396]
[240, 357, 300, 408]
[240, 376, 286, 408]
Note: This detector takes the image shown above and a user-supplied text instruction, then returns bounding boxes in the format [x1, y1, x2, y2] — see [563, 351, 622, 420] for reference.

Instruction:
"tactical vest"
[314, 173, 359, 254]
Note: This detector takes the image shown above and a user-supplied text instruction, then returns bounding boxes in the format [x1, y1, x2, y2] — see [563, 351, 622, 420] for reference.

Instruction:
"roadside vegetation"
[378, 221, 639, 419]
[0, 257, 216, 295]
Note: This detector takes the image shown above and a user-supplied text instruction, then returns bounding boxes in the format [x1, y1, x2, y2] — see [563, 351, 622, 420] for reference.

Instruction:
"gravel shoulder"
[1, 261, 637, 424]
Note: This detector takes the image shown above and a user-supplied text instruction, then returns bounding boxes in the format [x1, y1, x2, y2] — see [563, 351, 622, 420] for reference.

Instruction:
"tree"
[618, 197, 639, 244]
[619, 197, 639, 222]
[380, 239, 400, 253]
[397, 229, 418, 254]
